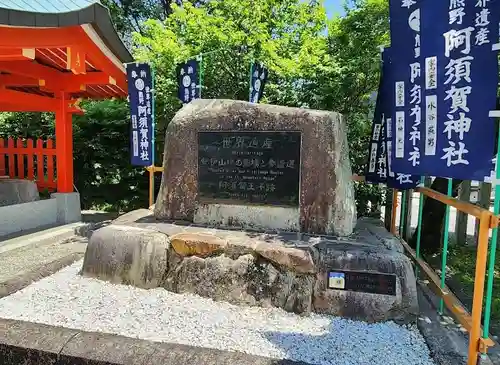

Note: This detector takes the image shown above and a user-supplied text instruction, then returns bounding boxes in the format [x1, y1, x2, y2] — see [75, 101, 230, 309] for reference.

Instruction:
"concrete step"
[0, 222, 89, 298]
[0, 222, 85, 254]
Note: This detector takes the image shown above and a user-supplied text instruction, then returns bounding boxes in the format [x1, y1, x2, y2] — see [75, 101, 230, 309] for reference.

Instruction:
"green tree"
[132, 0, 330, 178]
[313, 0, 390, 215]
[101, 0, 207, 37]
[0, 0, 389, 216]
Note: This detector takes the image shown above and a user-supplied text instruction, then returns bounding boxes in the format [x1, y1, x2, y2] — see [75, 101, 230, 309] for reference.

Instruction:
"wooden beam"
[0, 61, 60, 82]
[0, 89, 58, 111]
[0, 74, 43, 87]
[60, 72, 116, 88]
[0, 103, 52, 112]
[0, 48, 35, 61]
[0, 26, 80, 49]
[0, 69, 116, 91]
[67, 46, 86, 75]
[77, 26, 127, 92]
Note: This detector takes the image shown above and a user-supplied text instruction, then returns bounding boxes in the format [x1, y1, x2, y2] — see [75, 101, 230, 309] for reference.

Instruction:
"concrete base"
[0, 192, 81, 238]
[0, 318, 306, 365]
[194, 203, 299, 232]
[51, 192, 82, 224]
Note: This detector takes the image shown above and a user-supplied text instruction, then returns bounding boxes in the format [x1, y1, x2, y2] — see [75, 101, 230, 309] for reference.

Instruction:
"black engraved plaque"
[328, 270, 397, 296]
[198, 131, 301, 206]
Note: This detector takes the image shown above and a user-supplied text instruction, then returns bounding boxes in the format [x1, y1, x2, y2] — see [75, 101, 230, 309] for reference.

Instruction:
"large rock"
[81, 214, 417, 323]
[254, 241, 316, 274]
[81, 225, 169, 289]
[312, 240, 418, 323]
[0, 179, 39, 207]
[164, 253, 314, 313]
[170, 232, 227, 257]
[154, 99, 356, 236]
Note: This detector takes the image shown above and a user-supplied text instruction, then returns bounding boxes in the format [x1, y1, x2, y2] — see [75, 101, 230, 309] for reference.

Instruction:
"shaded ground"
[424, 234, 500, 340]
[383, 194, 500, 340]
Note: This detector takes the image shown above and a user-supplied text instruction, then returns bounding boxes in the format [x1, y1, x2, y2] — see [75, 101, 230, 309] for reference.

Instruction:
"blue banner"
[365, 60, 388, 184]
[127, 63, 154, 167]
[177, 59, 200, 103]
[249, 62, 268, 103]
[366, 48, 419, 190]
[389, 0, 500, 181]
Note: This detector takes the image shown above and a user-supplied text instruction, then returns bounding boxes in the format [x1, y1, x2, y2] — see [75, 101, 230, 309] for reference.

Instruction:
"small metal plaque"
[198, 131, 301, 206]
[328, 270, 397, 296]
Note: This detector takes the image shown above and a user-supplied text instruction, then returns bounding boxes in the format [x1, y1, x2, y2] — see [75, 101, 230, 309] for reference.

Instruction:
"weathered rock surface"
[170, 232, 227, 257]
[81, 225, 169, 289]
[0, 179, 39, 207]
[254, 241, 316, 274]
[82, 212, 418, 323]
[313, 240, 417, 322]
[154, 99, 356, 236]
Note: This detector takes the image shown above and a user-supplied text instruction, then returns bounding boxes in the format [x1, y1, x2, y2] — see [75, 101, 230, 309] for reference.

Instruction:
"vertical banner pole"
[149, 66, 156, 208]
[468, 211, 492, 365]
[391, 189, 398, 235]
[415, 176, 426, 277]
[439, 178, 453, 314]
[197, 55, 203, 98]
[483, 124, 500, 339]
[149, 168, 154, 207]
[399, 190, 407, 237]
[249, 59, 254, 102]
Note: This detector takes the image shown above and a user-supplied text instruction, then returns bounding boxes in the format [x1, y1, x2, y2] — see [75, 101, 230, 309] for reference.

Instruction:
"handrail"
[353, 176, 498, 364]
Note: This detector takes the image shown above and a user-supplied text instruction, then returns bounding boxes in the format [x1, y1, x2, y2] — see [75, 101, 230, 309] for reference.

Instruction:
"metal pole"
[468, 211, 492, 365]
[399, 190, 407, 237]
[391, 189, 398, 235]
[148, 65, 156, 208]
[149, 168, 154, 207]
[197, 54, 203, 98]
[439, 178, 453, 314]
[483, 123, 500, 338]
[249, 59, 254, 102]
[415, 177, 425, 277]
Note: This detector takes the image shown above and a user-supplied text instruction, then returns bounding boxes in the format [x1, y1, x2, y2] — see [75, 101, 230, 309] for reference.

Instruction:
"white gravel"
[0, 260, 435, 365]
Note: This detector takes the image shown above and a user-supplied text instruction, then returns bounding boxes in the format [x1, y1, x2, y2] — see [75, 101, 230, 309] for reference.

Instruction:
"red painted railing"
[0, 138, 57, 191]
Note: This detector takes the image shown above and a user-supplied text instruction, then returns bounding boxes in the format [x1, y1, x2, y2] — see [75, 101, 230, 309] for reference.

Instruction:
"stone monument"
[82, 99, 418, 323]
[154, 99, 356, 236]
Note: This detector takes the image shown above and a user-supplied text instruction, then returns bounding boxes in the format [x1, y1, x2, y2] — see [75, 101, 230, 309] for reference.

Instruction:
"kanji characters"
[444, 56, 473, 85]
[443, 113, 472, 140]
[475, 27, 490, 46]
[444, 85, 471, 113]
[441, 141, 469, 166]
[443, 27, 474, 57]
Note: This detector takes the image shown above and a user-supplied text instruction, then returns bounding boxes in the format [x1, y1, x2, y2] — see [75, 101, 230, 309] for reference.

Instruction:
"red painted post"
[36, 139, 44, 186]
[16, 138, 24, 179]
[0, 138, 5, 176]
[7, 138, 15, 178]
[26, 139, 34, 181]
[46, 139, 54, 189]
[55, 92, 73, 193]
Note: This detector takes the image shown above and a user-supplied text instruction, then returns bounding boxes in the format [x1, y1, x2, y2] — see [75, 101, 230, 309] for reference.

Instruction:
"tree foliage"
[0, 0, 388, 215]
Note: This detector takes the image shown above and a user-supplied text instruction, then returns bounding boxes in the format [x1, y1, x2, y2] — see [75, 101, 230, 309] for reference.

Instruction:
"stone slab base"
[0, 318, 308, 365]
[51, 192, 82, 224]
[82, 210, 418, 323]
[0, 179, 39, 207]
[0, 192, 81, 238]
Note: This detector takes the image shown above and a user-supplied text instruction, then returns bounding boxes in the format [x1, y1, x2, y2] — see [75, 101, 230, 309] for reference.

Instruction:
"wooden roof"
[0, 1, 133, 112]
